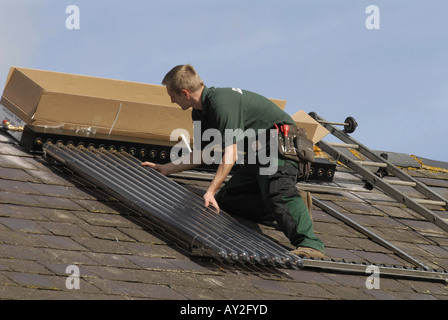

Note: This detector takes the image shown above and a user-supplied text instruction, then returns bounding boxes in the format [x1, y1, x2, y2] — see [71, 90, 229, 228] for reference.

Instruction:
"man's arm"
[203, 143, 237, 213]
[141, 151, 201, 175]
[142, 144, 237, 213]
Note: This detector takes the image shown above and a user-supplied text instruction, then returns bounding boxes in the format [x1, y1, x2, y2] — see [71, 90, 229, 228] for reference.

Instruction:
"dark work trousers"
[215, 157, 325, 253]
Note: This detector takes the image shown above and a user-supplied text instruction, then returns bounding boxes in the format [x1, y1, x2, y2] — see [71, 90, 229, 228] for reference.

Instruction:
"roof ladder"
[310, 112, 448, 233]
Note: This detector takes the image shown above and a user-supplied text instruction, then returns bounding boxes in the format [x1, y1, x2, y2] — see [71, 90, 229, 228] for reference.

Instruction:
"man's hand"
[201, 143, 237, 214]
[203, 190, 220, 213]
[143, 161, 220, 212]
[141, 162, 170, 176]
[142, 144, 237, 215]
[142, 152, 201, 177]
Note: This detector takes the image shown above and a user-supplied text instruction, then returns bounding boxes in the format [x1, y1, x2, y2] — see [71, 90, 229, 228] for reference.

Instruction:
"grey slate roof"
[1, 130, 448, 301]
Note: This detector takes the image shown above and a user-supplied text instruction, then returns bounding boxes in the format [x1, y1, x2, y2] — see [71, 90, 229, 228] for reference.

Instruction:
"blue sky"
[1, 0, 447, 161]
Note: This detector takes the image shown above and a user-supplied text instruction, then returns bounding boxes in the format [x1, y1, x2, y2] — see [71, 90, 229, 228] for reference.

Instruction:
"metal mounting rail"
[311, 113, 448, 233]
[171, 171, 364, 195]
[301, 259, 448, 284]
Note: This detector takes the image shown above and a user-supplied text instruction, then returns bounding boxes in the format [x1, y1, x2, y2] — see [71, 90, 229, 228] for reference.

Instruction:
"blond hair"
[162, 64, 204, 94]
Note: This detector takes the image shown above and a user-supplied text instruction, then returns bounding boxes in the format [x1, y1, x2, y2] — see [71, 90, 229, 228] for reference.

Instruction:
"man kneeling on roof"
[141, 64, 325, 260]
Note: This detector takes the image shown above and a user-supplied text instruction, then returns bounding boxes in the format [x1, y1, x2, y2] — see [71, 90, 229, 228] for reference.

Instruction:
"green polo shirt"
[192, 86, 294, 148]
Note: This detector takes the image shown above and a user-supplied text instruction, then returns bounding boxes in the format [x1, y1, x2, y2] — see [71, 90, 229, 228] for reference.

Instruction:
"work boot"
[290, 247, 326, 260]
[299, 190, 313, 219]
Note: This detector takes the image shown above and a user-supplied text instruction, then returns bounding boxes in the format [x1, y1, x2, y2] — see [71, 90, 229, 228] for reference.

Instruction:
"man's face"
[167, 88, 191, 111]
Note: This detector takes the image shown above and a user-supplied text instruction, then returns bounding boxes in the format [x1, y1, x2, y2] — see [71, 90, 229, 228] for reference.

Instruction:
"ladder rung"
[387, 180, 417, 187]
[353, 160, 388, 168]
[296, 183, 371, 193]
[297, 183, 347, 193]
[326, 142, 359, 149]
[412, 198, 447, 206]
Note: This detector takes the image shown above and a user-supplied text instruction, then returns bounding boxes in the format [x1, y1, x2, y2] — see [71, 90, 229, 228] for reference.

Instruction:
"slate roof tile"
[0, 179, 40, 194]
[33, 195, 85, 211]
[0, 167, 36, 182]
[0, 243, 54, 261]
[93, 280, 186, 299]
[5, 271, 68, 291]
[31, 234, 88, 251]
[0, 229, 48, 247]
[0, 191, 42, 207]
[38, 221, 92, 238]
[39, 248, 97, 265]
[73, 237, 133, 255]
[0, 257, 52, 275]
[372, 203, 421, 220]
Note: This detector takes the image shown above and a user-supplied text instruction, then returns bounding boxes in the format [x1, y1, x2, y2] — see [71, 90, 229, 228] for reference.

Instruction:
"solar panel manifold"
[43, 143, 303, 269]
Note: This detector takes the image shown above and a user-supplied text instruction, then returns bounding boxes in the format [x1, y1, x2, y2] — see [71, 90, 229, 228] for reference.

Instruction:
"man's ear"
[181, 89, 190, 98]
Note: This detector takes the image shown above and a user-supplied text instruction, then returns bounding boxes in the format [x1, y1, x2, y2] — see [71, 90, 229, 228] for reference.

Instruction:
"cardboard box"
[1, 67, 325, 145]
[291, 109, 329, 144]
[1, 67, 193, 143]
[271, 99, 286, 110]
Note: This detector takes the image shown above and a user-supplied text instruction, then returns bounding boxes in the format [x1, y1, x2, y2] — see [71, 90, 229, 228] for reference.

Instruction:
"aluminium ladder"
[310, 112, 448, 233]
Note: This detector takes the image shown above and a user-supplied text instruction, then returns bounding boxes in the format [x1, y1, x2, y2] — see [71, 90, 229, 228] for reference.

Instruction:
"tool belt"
[274, 124, 315, 180]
